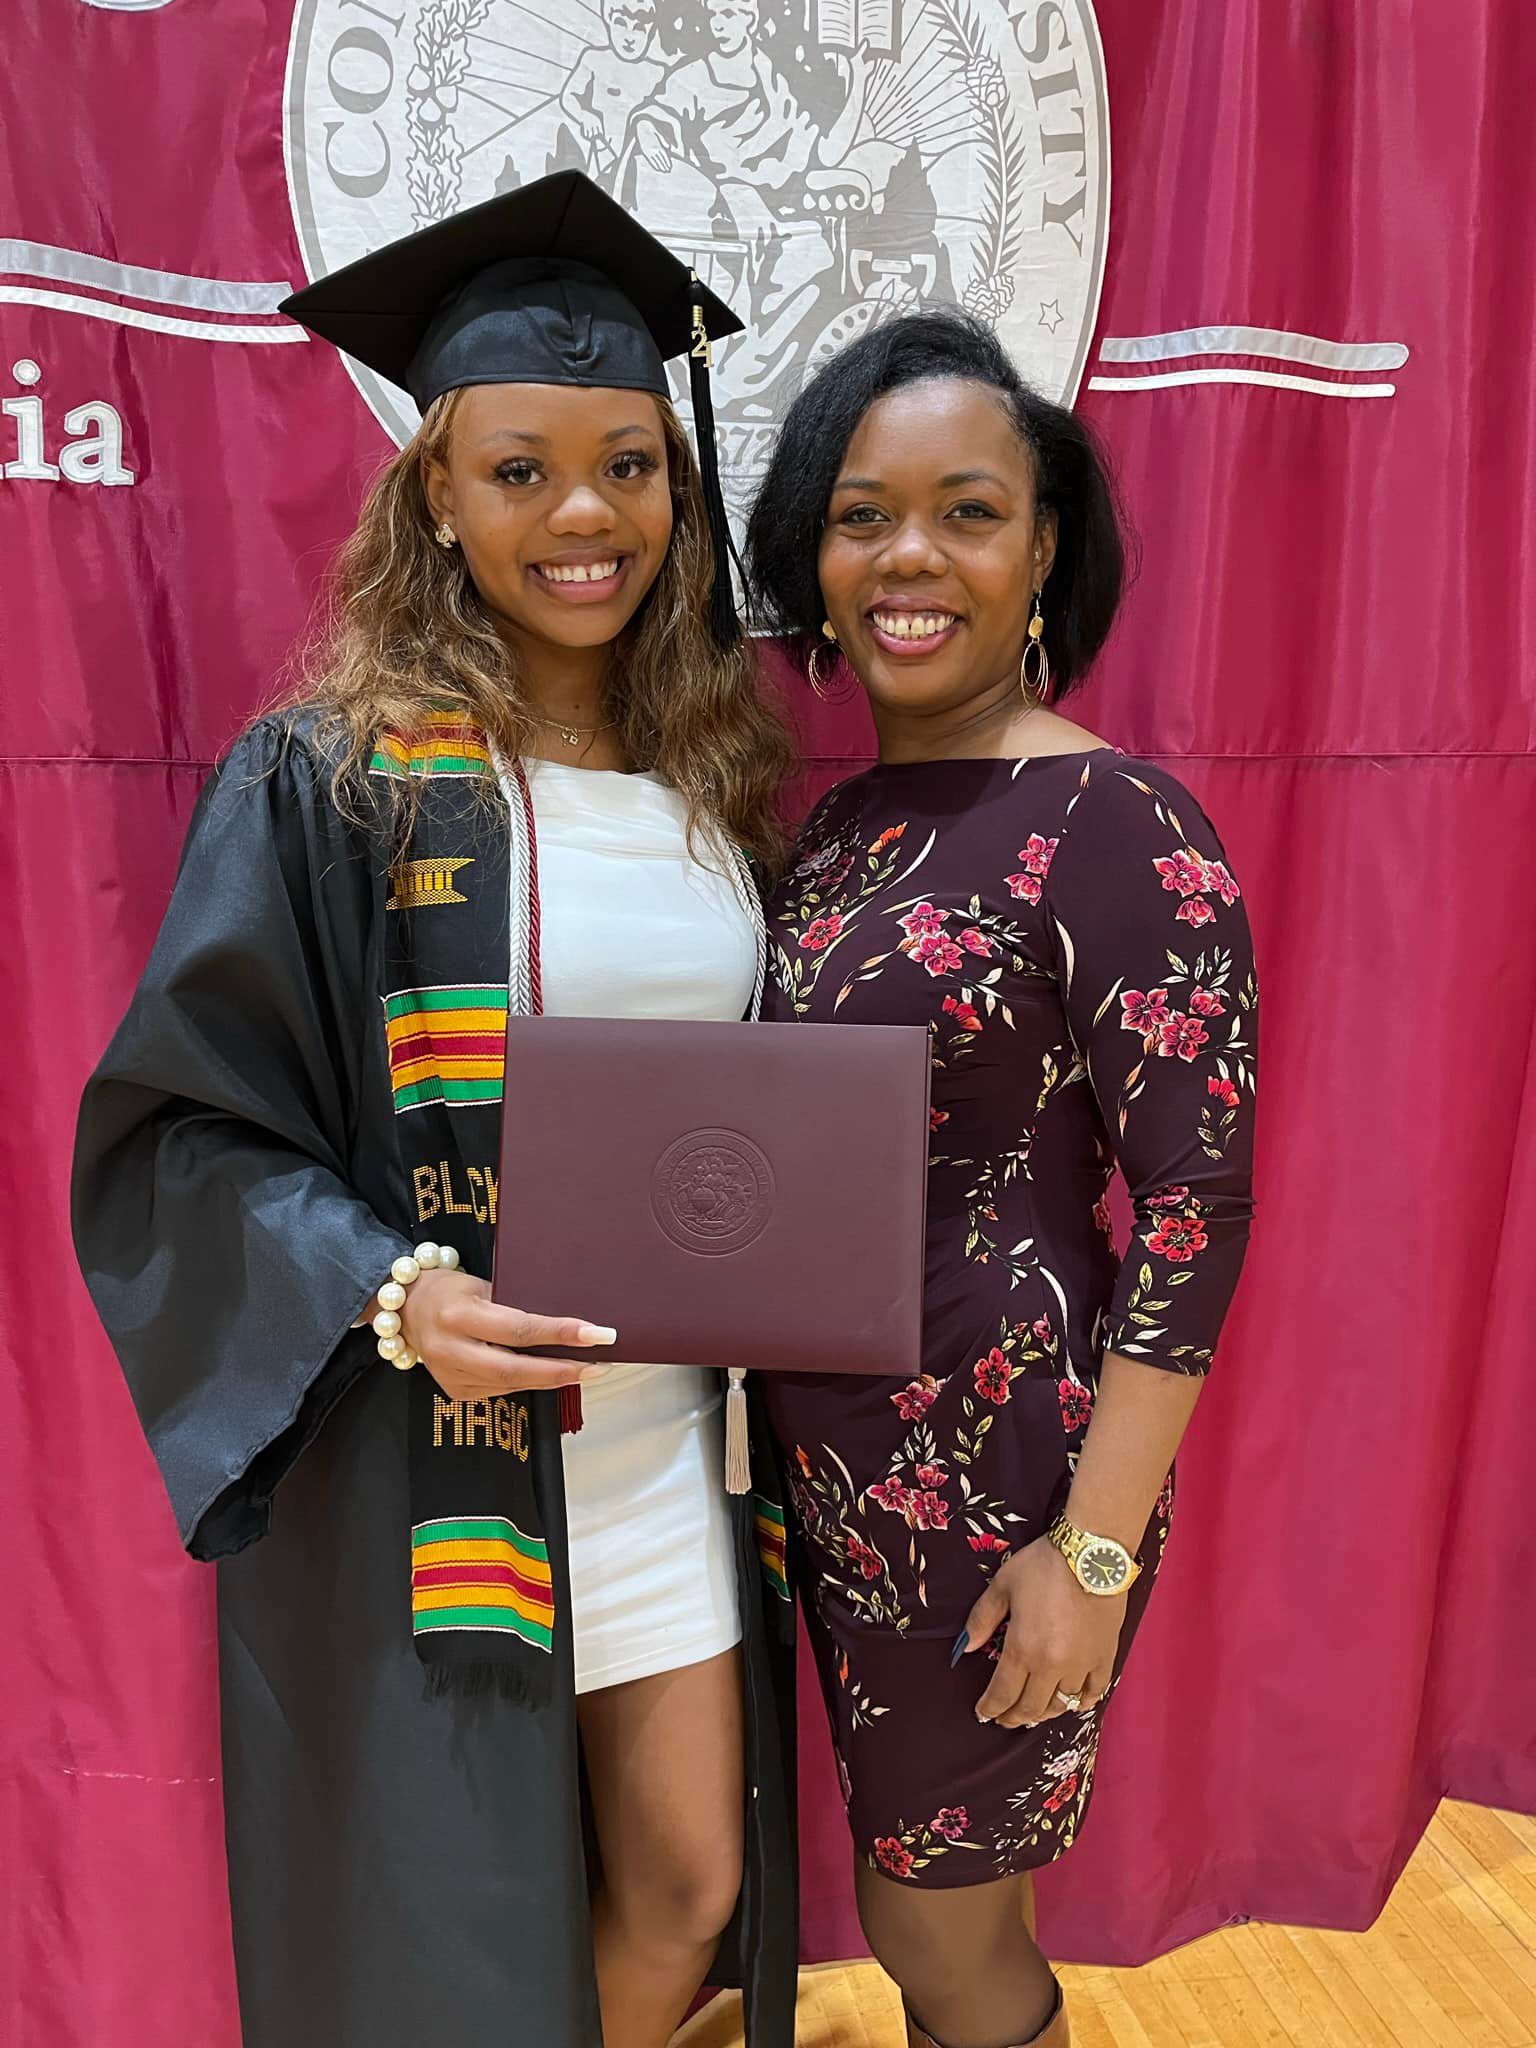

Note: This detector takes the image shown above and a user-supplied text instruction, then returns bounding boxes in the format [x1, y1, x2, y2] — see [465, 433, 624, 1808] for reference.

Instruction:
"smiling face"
[424, 383, 674, 657]
[818, 377, 1058, 724]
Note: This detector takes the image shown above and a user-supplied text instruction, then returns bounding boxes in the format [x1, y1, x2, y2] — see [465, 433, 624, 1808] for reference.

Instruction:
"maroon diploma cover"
[493, 1016, 931, 1375]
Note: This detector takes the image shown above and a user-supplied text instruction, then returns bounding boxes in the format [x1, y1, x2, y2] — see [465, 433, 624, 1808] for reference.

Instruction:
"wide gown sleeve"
[71, 721, 413, 1559]
[1042, 761, 1258, 1374]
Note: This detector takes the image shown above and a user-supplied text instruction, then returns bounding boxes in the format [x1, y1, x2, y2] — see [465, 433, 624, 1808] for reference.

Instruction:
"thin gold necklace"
[526, 711, 618, 749]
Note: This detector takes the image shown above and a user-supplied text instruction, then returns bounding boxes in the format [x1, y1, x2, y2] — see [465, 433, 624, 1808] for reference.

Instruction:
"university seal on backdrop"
[652, 1128, 775, 1255]
[284, 0, 1109, 521]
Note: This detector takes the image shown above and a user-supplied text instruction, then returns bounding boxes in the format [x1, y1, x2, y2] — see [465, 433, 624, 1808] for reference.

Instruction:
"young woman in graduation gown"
[70, 173, 800, 2048]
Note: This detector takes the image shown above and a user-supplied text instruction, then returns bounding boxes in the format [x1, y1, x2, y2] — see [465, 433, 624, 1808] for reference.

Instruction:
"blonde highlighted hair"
[286, 391, 793, 865]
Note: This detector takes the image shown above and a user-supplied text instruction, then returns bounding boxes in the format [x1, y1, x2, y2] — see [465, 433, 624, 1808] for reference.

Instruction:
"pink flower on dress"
[1006, 836, 1059, 899]
[1093, 1193, 1115, 1239]
[959, 927, 993, 956]
[1144, 1212, 1209, 1262]
[1157, 1013, 1209, 1063]
[1058, 1381, 1094, 1433]
[968, 1532, 1011, 1556]
[891, 1377, 939, 1422]
[915, 1462, 948, 1491]
[1176, 897, 1217, 928]
[1032, 1317, 1054, 1347]
[1204, 860, 1241, 906]
[930, 1106, 951, 1132]
[909, 1491, 950, 1532]
[941, 994, 983, 1033]
[1148, 1185, 1190, 1209]
[874, 1837, 915, 1879]
[900, 902, 948, 941]
[1208, 1076, 1240, 1107]
[1120, 989, 1171, 1038]
[867, 1477, 913, 1516]
[1190, 987, 1226, 1018]
[1154, 848, 1208, 898]
[931, 1807, 969, 1841]
[799, 913, 844, 952]
[973, 1350, 1012, 1404]
[846, 1535, 884, 1581]
[914, 931, 964, 977]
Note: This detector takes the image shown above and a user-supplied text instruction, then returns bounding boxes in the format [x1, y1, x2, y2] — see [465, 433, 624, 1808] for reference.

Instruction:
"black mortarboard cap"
[279, 170, 744, 643]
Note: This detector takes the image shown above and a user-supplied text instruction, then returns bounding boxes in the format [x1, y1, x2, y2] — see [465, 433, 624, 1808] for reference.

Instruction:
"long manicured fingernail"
[976, 1711, 993, 1725]
[577, 1324, 617, 1346]
[950, 1630, 969, 1667]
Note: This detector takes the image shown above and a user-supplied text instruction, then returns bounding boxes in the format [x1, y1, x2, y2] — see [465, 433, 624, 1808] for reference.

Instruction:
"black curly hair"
[744, 309, 1128, 699]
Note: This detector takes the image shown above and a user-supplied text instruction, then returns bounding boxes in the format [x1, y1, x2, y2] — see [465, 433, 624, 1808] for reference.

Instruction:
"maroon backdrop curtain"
[3, 4, 1534, 2042]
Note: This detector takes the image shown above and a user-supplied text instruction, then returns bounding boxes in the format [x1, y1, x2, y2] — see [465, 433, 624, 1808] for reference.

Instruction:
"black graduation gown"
[71, 720, 799, 2048]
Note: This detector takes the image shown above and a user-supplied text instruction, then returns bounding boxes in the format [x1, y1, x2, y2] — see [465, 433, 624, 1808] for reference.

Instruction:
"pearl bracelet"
[374, 1240, 459, 1370]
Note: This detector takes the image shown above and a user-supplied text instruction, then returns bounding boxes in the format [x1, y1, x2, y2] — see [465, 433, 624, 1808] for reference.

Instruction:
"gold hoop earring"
[434, 522, 457, 549]
[1020, 592, 1050, 705]
[807, 619, 838, 699]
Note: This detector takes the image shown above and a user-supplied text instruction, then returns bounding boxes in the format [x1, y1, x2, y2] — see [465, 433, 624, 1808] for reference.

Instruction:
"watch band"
[1047, 1513, 1142, 1593]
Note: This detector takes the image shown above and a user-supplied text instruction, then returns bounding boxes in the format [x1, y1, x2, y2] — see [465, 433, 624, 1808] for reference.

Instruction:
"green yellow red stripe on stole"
[384, 984, 508, 1113]
[411, 1516, 555, 1652]
[754, 1497, 790, 1602]
[369, 710, 493, 780]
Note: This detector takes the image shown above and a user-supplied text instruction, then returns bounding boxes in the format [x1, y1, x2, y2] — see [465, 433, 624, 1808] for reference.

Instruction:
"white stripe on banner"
[1099, 326, 1409, 372]
[1088, 368, 1397, 400]
[0, 287, 307, 345]
[0, 240, 293, 315]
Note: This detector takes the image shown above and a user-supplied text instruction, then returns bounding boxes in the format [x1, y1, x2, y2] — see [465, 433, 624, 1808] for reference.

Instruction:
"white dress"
[525, 758, 757, 1695]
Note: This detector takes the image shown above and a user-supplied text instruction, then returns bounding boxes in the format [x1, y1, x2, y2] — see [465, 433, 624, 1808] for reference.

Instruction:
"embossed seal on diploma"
[651, 1129, 775, 1257]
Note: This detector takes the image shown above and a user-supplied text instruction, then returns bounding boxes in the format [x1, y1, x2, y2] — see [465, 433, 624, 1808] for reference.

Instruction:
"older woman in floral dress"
[745, 311, 1257, 2048]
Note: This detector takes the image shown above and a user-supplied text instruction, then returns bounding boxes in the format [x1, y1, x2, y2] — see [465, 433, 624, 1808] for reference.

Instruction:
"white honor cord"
[492, 750, 538, 1019]
[725, 841, 767, 1021]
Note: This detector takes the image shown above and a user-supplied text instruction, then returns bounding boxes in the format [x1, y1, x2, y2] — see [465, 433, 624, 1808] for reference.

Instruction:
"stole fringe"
[422, 1657, 550, 1710]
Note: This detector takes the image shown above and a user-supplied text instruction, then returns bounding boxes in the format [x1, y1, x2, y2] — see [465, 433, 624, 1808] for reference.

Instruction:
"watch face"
[1078, 1541, 1130, 1594]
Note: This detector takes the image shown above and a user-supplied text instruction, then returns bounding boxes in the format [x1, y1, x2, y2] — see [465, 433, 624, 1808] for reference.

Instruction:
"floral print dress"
[760, 752, 1257, 1886]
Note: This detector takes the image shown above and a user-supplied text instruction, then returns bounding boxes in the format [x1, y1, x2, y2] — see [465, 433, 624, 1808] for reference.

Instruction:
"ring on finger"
[1053, 1688, 1084, 1712]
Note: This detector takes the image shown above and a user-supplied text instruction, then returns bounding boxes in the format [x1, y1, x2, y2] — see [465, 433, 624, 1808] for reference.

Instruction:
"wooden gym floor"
[679, 1802, 1536, 2048]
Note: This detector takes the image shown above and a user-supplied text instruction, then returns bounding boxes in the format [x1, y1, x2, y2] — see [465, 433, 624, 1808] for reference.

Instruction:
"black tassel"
[688, 272, 742, 649]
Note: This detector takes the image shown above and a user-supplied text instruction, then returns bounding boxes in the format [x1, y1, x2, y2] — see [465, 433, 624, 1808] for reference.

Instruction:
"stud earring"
[434, 523, 457, 549]
[807, 619, 839, 698]
[1020, 591, 1050, 706]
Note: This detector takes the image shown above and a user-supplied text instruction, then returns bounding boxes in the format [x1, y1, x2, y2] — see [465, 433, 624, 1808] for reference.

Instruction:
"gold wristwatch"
[1047, 1514, 1141, 1597]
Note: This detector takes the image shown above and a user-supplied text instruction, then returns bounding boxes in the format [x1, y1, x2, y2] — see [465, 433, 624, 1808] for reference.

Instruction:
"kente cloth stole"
[372, 714, 765, 1703]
